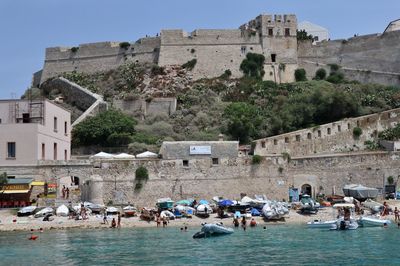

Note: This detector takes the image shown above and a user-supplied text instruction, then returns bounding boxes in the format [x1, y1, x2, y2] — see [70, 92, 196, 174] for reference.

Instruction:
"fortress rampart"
[254, 107, 400, 157]
[298, 30, 400, 86]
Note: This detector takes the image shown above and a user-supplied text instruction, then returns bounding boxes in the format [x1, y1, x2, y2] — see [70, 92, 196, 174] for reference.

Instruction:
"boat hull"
[307, 220, 337, 229]
[358, 217, 391, 227]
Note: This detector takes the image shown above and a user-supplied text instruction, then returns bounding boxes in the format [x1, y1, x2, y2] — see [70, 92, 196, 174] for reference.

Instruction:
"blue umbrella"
[199, 199, 209, 205]
[218, 199, 234, 207]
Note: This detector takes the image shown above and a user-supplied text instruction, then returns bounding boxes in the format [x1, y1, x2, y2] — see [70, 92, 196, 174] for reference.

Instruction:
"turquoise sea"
[0, 224, 399, 266]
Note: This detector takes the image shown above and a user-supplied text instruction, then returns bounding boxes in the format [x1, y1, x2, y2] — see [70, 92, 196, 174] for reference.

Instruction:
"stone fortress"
[36, 13, 400, 87]
[5, 13, 400, 206]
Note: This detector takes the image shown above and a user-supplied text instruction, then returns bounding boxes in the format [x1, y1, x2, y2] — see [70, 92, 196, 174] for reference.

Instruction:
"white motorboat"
[330, 203, 358, 230]
[123, 205, 137, 217]
[160, 210, 175, 220]
[34, 207, 54, 218]
[196, 204, 212, 217]
[202, 223, 234, 234]
[193, 222, 234, 238]
[262, 201, 288, 220]
[307, 219, 337, 229]
[343, 184, 378, 200]
[84, 202, 103, 213]
[56, 205, 69, 216]
[106, 207, 119, 215]
[358, 216, 391, 227]
[17, 206, 37, 217]
[300, 195, 319, 214]
[362, 199, 383, 214]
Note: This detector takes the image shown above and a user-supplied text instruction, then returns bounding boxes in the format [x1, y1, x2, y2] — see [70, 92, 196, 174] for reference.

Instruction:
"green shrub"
[282, 152, 291, 162]
[106, 133, 132, 146]
[190, 48, 196, 53]
[0, 172, 7, 186]
[296, 29, 313, 41]
[294, 69, 307, 82]
[252, 155, 262, 164]
[379, 123, 400, 141]
[329, 64, 340, 72]
[326, 73, 344, 84]
[135, 166, 149, 182]
[353, 127, 363, 138]
[71, 47, 79, 53]
[220, 69, 232, 79]
[182, 59, 197, 70]
[387, 176, 394, 185]
[364, 140, 380, 150]
[240, 53, 265, 79]
[134, 183, 143, 190]
[315, 68, 327, 80]
[119, 42, 131, 49]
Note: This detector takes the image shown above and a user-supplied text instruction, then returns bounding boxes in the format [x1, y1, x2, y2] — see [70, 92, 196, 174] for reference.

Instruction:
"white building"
[298, 21, 329, 44]
[384, 19, 400, 33]
[0, 99, 71, 166]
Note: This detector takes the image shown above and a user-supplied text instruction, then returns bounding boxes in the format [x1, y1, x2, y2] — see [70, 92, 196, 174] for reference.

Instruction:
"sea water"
[0, 225, 399, 265]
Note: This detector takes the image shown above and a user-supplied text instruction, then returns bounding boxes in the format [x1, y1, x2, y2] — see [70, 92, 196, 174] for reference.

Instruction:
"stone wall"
[298, 30, 400, 86]
[112, 98, 177, 117]
[40, 38, 160, 84]
[254, 107, 400, 157]
[2, 151, 400, 206]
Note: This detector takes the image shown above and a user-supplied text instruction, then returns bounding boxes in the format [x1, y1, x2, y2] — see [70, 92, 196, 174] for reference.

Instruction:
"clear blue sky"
[0, 0, 399, 99]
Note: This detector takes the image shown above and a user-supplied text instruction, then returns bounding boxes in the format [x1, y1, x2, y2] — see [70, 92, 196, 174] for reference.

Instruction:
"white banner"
[189, 146, 211, 155]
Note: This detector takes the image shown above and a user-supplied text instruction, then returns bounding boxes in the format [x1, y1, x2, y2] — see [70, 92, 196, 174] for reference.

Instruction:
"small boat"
[300, 195, 319, 214]
[362, 199, 383, 214]
[262, 201, 288, 220]
[196, 204, 212, 218]
[358, 216, 391, 227]
[160, 210, 175, 220]
[156, 198, 174, 210]
[343, 184, 379, 200]
[227, 203, 251, 214]
[193, 223, 234, 238]
[307, 219, 337, 229]
[17, 206, 37, 217]
[123, 205, 137, 217]
[106, 207, 119, 215]
[34, 207, 54, 218]
[56, 205, 69, 216]
[84, 202, 103, 213]
[330, 203, 358, 230]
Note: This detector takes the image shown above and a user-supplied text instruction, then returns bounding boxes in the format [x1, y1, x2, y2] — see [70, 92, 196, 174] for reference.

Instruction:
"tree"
[223, 102, 262, 143]
[72, 109, 137, 147]
[314, 68, 327, 80]
[0, 172, 7, 186]
[240, 53, 265, 79]
[294, 69, 307, 82]
[296, 30, 313, 41]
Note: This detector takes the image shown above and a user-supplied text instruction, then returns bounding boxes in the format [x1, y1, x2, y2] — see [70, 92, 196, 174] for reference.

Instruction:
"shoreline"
[0, 206, 398, 233]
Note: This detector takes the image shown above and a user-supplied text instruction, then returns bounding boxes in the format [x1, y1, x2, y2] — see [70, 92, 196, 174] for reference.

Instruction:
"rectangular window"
[296, 135, 301, 142]
[327, 128, 331, 135]
[53, 143, 57, 160]
[268, 28, 273, 36]
[261, 141, 266, 148]
[41, 143, 45, 160]
[348, 123, 351, 130]
[274, 139, 278, 145]
[0, 118, 2, 123]
[337, 125, 341, 132]
[64, 149, 67, 161]
[54, 117, 58, 132]
[7, 142, 16, 158]
[22, 113, 30, 123]
[271, 54, 277, 63]
[318, 130, 321, 137]
[285, 28, 290, 36]
[183, 160, 189, 167]
[285, 137, 289, 143]
[307, 133, 312, 140]
[212, 158, 219, 165]
[64, 121, 68, 135]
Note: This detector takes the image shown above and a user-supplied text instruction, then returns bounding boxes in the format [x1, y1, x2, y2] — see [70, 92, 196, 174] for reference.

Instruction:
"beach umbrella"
[199, 199, 209, 205]
[218, 199, 234, 207]
[176, 199, 192, 206]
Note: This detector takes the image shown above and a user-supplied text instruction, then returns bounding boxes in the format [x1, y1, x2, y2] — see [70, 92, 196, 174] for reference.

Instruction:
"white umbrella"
[136, 151, 158, 158]
[90, 151, 114, 159]
[113, 153, 135, 159]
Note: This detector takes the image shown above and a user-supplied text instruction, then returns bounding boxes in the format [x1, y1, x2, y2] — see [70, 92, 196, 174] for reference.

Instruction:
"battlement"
[241, 14, 297, 37]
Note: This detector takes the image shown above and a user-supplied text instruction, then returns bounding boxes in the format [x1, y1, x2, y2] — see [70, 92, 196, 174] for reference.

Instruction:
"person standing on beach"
[117, 213, 121, 228]
[103, 210, 108, 224]
[162, 217, 168, 227]
[61, 185, 66, 199]
[111, 218, 116, 228]
[241, 216, 247, 231]
[66, 187, 70, 199]
[394, 207, 399, 222]
[156, 214, 161, 227]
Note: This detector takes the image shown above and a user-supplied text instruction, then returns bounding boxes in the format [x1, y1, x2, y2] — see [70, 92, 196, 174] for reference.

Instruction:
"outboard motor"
[340, 220, 346, 230]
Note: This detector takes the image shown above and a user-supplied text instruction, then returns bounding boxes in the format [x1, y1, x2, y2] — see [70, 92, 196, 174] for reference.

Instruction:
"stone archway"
[301, 183, 312, 196]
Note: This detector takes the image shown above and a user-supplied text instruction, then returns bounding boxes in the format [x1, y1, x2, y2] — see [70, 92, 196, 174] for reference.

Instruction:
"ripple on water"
[0, 225, 400, 266]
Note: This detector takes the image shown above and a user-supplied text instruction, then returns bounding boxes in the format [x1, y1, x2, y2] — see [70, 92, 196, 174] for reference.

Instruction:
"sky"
[0, 0, 399, 99]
